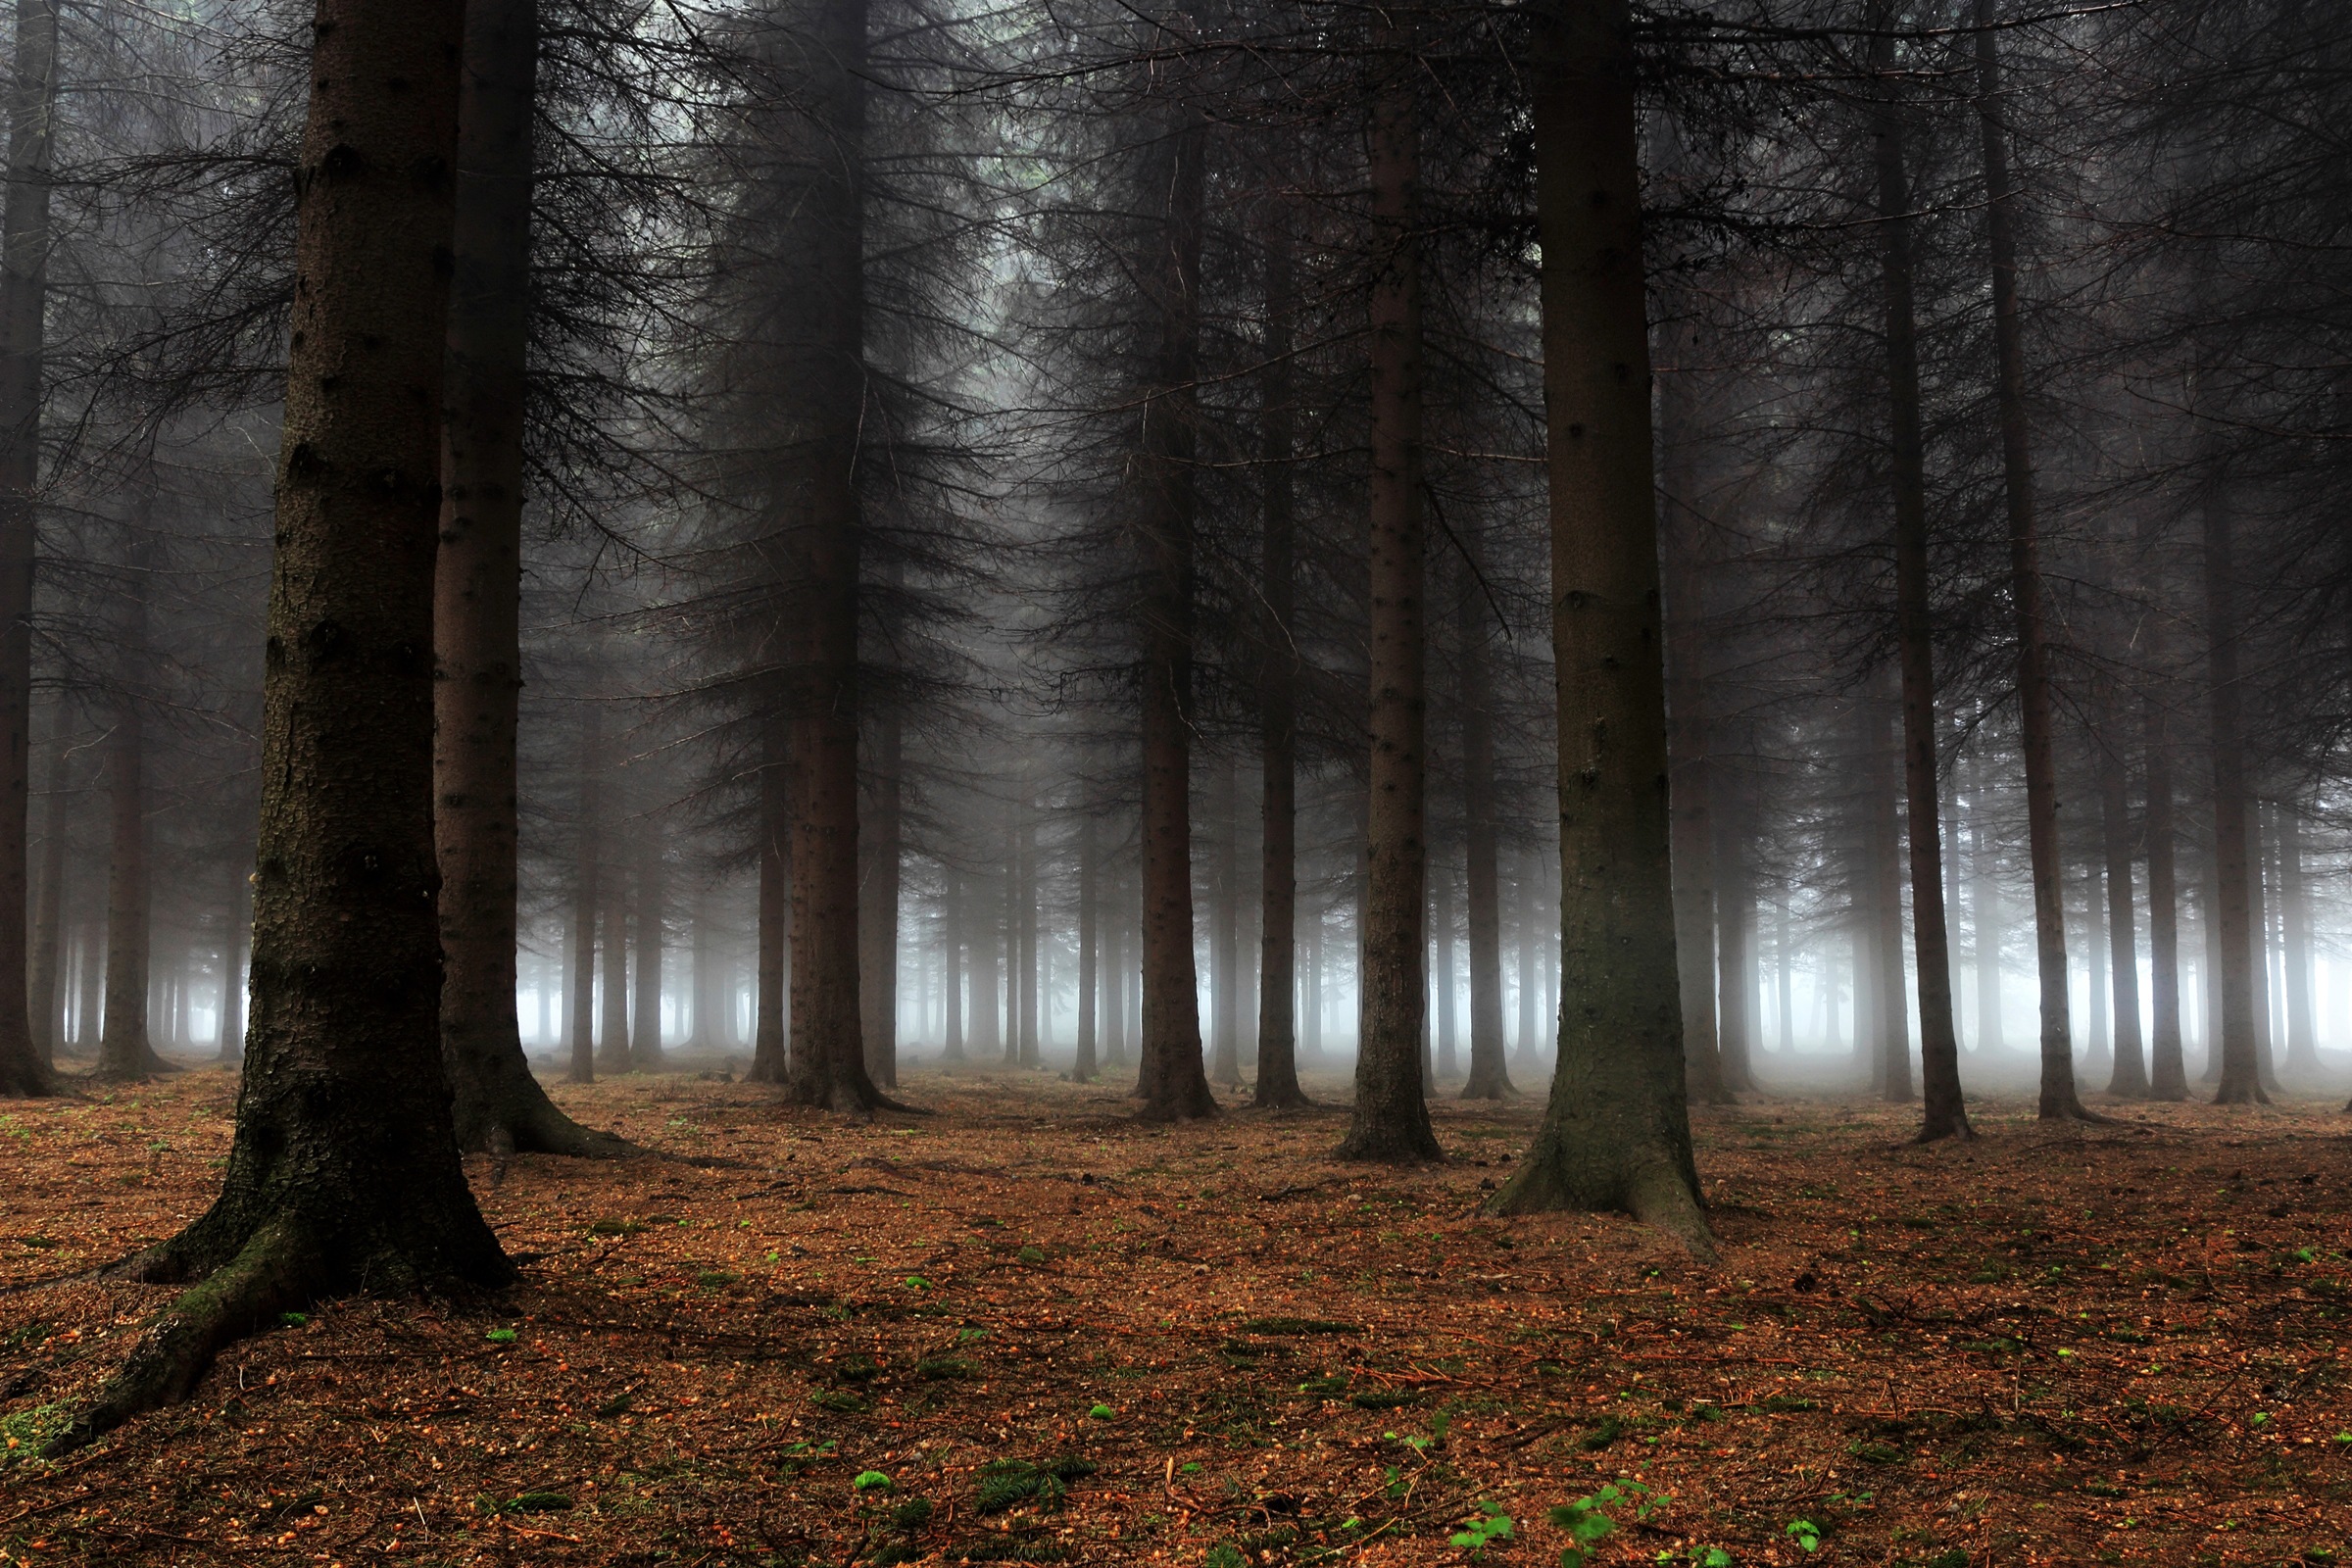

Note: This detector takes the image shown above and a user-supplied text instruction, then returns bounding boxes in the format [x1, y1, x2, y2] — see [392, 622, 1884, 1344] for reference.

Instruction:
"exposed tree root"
[45, 1218, 315, 1457]
[1913, 1112, 1979, 1145]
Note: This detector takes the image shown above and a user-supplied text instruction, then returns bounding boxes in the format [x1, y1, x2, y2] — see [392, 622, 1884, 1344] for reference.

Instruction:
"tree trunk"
[1457, 534, 1512, 1100]
[1133, 109, 1216, 1122]
[1210, 758, 1241, 1086]
[218, 868, 246, 1065]
[1340, 32, 1441, 1162]
[597, 806, 629, 1076]
[0, 0, 59, 1098]
[2200, 476, 2264, 1102]
[1014, 801, 1038, 1067]
[2249, 805, 2279, 1093]
[1976, 0, 2088, 1120]
[1073, 811, 1098, 1082]
[1490, 0, 1709, 1253]
[2280, 800, 2318, 1078]
[1102, 870, 1125, 1066]
[860, 712, 902, 1087]
[567, 707, 601, 1084]
[1513, 854, 1541, 1067]
[1433, 858, 1457, 1080]
[437, 0, 622, 1152]
[54, 0, 510, 1451]
[2097, 694, 2149, 1097]
[1715, 792, 1757, 1093]
[1866, 681, 1913, 1102]
[27, 717, 64, 1066]
[1252, 225, 1305, 1108]
[750, 734, 789, 1082]
[631, 817, 663, 1071]
[2142, 643, 2186, 1097]
[97, 706, 155, 1080]
[1657, 303, 1727, 1108]
[941, 866, 964, 1060]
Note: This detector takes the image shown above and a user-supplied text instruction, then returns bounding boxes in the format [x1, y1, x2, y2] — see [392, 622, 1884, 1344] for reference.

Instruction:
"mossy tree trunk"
[1487, 0, 1709, 1254]
[53, 0, 511, 1452]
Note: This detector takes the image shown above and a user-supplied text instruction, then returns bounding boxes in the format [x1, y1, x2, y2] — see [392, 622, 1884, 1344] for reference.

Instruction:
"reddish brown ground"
[1, 1067, 2348, 1567]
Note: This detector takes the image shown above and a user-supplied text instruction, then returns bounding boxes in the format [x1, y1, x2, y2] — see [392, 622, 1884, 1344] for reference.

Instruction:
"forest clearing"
[4, 1069, 2348, 1567]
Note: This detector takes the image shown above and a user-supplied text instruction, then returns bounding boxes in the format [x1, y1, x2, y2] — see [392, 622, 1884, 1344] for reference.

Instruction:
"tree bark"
[1340, 30, 1441, 1162]
[1074, 810, 1098, 1082]
[2141, 635, 2186, 1098]
[97, 697, 160, 1080]
[0, 0, 58, 1098]
[1489, 0, 1709, 1253]
[53, 0, 510, 1451]
[1210, 757, 1241, 1086]
[27, 716, 64, 1066]
[597, 804, 629, 1076]
[566, 706, 601, 1084]
[940, 865, 964, 1060]
[217, 867, 246, 1065]
[1975, 0, 2089, 1121]
[1133, 109, 1216, 1122]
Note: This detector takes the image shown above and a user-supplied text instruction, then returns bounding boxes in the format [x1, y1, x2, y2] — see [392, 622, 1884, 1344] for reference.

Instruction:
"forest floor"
[1, 1062, 2349, 1568]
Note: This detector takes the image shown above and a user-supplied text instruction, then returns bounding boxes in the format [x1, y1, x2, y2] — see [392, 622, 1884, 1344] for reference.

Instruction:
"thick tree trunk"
[566, 708, 601, 1084]
[2098, 698, 2149, 1097]
[1340, 35, 1441, 1162]
[437, 0, 623, 1152]
[1490, 0, 1709, 1253]
[1976, 0, 2089, 1121]
[0, 0, 58, 1098]
[750, 736, 789, 1083]
[1133, 110, 1216, 1122]
[1457, 535, 1512, 1101]
[54, 0, 510, 1450]
[631, 819, 664, 1071]
[860, 713, 902, 1087]
[27, 720, 64, 1066]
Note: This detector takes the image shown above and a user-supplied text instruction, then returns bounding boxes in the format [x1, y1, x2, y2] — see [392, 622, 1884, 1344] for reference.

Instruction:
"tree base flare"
[1333, 1120, 1444, 1164]
[1486, 1138, 1716, 1262]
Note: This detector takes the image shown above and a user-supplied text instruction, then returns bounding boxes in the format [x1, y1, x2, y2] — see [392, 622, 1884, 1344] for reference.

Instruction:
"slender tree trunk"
[0, 0, 58, 1098]
[1715, 790, 1757, 1093]
[1491, 0, 1709, 1252]
[1513, 855, 1540, 1067]
[749, 734, 789, 1082]
[27, 718, 64, 1066]
[2250, 805, 2280, 1093]
[1657, 305, 1727, 1107]
[1341, 30, 1441, 1161]
[97, 705, 156, 1079]
[1969, 742, 2004, 1054]
[1133, 110, 1216, 1122]
[1457, 534, 1512, 1100]
[861, 712, 903, 1088]
[1102, 870, 1125, 1066]
[1210, 758, 1241, 1085]
[1253, 224, 1305, 1108]
[435, 0, 620, 1152]
[2280, 800, 2318, 1078]
[1866, 679, 1913, 1102]
[1433, 859, 1457, 1080]
[73, 917, 96, 1057]
[2142, 661, 2186, 1097]
[597, 805, 630, 1076]
[631, 817, 663, 1071]
[218, 868, 246, 1065]
[567, 708, 601, 1085]
[54, 0, 510, 1449]
[1001, 809, 1019, 1066]
[1976, 0, 2088, 1120]
[1074, 811, 1098, 1082]
[2097, 691, 2149, 1097]
[941, 866, 964, 1061]
[1015, 803, 1038, 1067]
[2200, 474, 2264, 1102]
